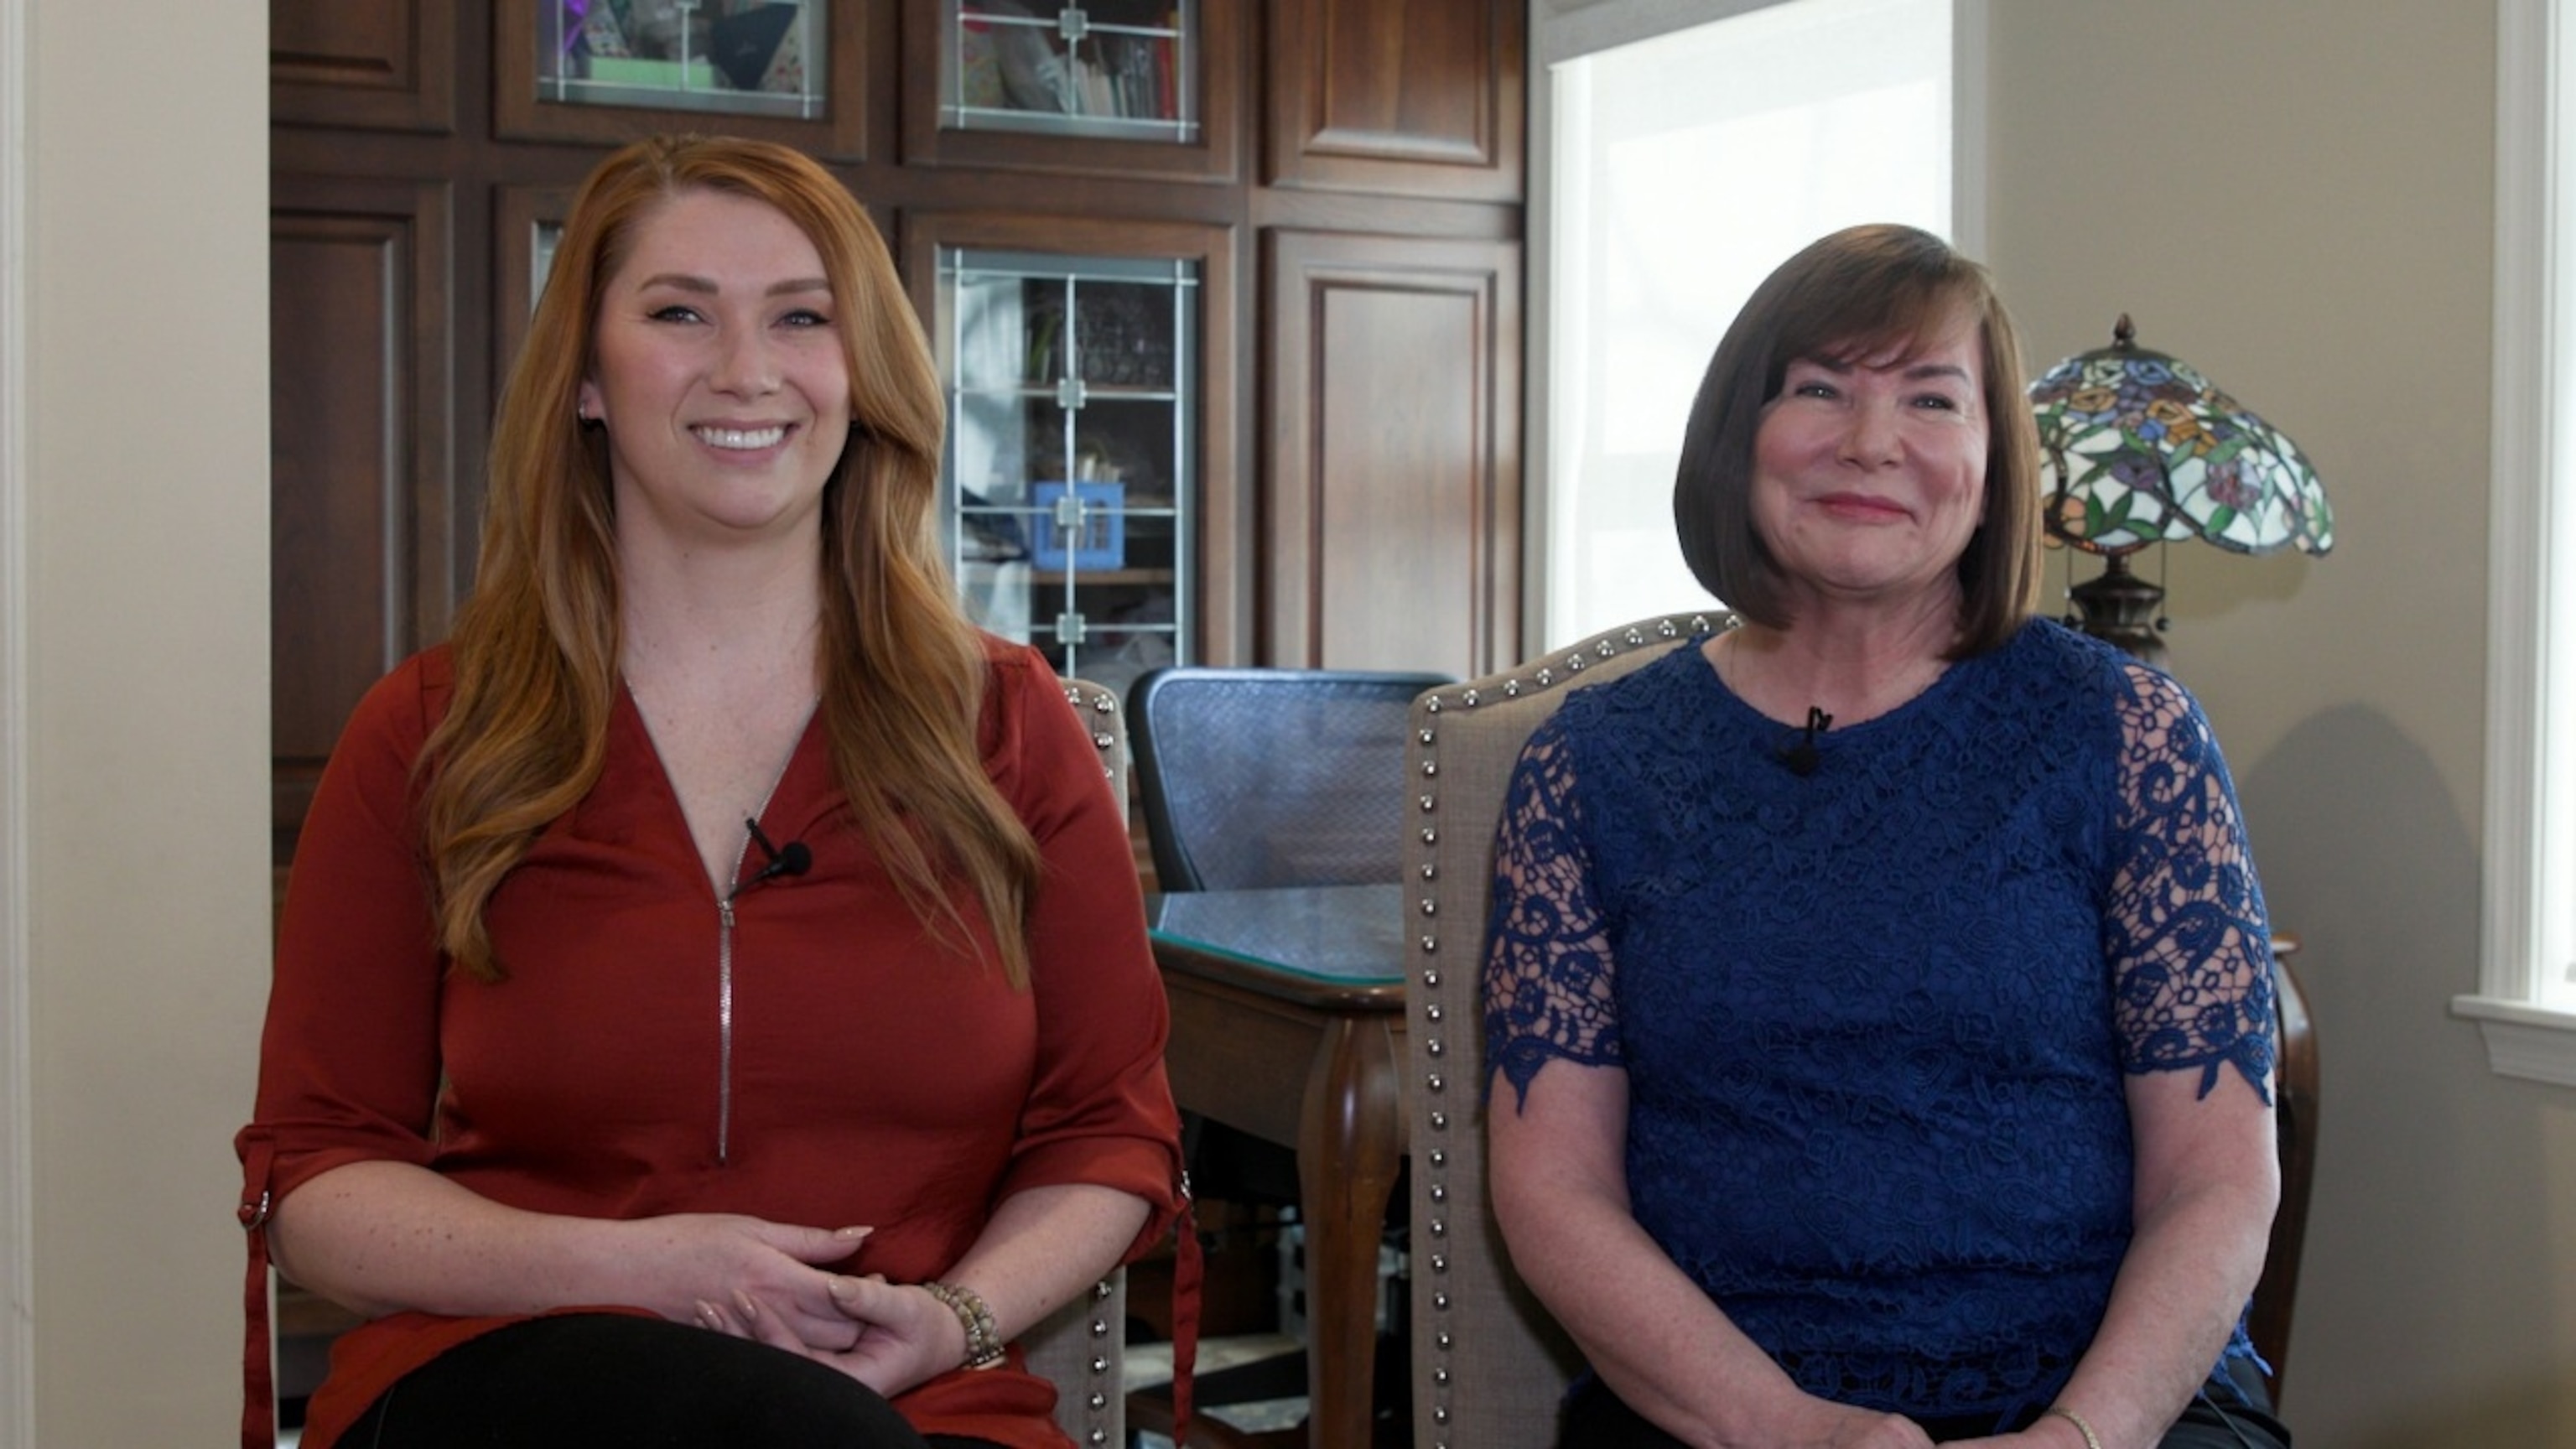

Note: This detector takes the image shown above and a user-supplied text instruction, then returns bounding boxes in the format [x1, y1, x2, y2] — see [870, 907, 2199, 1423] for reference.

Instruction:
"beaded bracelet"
[2044, 1405, 2103, 1449]
[922, 1280, 1006, 1369]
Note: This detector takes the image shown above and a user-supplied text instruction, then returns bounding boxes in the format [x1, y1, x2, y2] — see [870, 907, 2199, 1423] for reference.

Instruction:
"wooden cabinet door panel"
[1266, 0, 1522, 200]
[270, 179, 458, 849]
[271, 0, 457, 133]
[1263, 229, 1519, 676]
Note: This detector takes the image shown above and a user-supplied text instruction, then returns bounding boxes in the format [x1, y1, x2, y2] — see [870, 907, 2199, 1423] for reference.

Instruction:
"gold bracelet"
[922, 1280, 1006, 1369]
[2044, 1405, 2103, 1449]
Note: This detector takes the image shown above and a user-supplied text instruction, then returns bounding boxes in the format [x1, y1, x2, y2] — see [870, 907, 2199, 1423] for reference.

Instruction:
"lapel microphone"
[1776, 706, 1833, 777]
[744, 817, 813, 887]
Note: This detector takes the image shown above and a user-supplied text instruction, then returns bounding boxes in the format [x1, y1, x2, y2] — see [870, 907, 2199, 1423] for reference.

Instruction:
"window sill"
[2451, 995, 2576, 1088]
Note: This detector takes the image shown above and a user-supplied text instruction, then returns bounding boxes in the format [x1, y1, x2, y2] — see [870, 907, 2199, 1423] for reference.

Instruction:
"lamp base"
[2065, 554, 2168, 667]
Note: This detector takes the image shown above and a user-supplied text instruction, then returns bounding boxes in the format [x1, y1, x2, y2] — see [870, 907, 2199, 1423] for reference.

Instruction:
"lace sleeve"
[2106, 662, 2277, 1102]
[1483, 716, 1623, 1111]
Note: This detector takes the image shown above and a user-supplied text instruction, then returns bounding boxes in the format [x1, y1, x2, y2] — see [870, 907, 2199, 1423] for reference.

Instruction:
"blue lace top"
[1483, 619, 2275, 1428]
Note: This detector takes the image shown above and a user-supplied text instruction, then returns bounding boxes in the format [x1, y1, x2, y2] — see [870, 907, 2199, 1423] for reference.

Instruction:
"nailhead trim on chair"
[1063, 682, 1122, 781]
[1052, 681, 1127, 1447]
[1406, 614, 1725, 1449]
[1084, 1275, 1116, 1446]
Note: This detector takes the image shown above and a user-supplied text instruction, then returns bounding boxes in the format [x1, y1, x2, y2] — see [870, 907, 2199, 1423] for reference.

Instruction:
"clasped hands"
[634, 1213, 973, 1400]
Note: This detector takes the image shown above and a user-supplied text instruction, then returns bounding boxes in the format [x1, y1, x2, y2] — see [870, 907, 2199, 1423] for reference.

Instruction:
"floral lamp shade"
[2028, 314, 2334, 558]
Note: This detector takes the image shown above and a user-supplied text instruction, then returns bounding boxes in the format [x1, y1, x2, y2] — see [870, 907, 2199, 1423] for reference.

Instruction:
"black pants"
[1560, 1362, 2291, 1449]
[342, 1313, 1006, 1449]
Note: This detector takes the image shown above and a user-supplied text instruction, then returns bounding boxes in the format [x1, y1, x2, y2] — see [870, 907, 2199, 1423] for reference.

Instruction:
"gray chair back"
[1401, 613, 1732, 1449]
[1130, 667, 1456, 890]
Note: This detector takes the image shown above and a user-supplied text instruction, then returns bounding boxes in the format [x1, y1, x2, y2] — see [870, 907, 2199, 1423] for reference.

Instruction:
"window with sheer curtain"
[1538, 0, 1958, 646]
[2458, 0, 2576, 1085]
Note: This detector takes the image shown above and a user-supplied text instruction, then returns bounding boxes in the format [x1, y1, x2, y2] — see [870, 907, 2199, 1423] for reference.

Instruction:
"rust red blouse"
[239, 639, 1183, 1448]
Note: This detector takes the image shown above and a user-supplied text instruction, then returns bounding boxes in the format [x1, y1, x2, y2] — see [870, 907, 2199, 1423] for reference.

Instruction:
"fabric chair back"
[1022, 677, 1132, 1445]
[1131, 667, 1457, 891]
[1402, 614, 1727, 1449]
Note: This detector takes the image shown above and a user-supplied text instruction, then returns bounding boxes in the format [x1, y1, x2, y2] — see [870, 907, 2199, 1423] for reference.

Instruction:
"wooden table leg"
[1296, 1014, 1404, 1449]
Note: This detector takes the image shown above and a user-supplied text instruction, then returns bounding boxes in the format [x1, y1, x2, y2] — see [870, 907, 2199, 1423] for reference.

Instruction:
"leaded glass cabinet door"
[941, 1, 1198, 142]
[937, 246, 1197, 695]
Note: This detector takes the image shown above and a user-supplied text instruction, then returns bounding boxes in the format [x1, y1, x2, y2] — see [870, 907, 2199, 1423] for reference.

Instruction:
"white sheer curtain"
[1537, 0, 1957, 644]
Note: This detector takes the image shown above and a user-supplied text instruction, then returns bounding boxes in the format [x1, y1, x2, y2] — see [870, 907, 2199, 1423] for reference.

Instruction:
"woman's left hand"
[712, 1271, 970, 1398]
[707, 1183, 1150, 1396]
[705, 1263, 969, 1392]
[823, 1274, 972, 1397]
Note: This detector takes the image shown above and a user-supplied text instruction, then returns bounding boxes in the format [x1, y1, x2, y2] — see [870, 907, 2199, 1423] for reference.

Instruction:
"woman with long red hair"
[238, 133, 1183, 1449]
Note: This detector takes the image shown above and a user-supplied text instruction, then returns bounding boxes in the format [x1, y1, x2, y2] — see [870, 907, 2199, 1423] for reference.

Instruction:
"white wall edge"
[0, 0, 35, 1437]
[2484, 0, 2558, 1025]
[1524, 0, 1555, 651]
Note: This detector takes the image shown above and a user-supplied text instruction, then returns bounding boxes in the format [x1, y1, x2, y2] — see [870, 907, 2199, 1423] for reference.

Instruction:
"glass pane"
[939, 244, 1197, 698]
[947, 0, 1199, 143]
[538, 1, 828, 119]
[1066, 280, 1178, 391]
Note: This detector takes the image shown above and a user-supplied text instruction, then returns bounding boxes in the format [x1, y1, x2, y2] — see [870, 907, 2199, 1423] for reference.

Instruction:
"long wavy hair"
[422, 134, 1041, 986]
[1671, 223, 2044, 657]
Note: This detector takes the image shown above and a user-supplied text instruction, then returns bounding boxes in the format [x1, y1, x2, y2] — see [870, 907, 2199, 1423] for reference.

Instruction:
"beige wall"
[17, 0, 272, 1442]
[1988, 3, 2576, 1445]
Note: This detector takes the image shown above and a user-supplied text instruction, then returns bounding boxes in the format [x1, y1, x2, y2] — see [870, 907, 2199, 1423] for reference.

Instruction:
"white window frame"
[2455, 0, 2576, 1086]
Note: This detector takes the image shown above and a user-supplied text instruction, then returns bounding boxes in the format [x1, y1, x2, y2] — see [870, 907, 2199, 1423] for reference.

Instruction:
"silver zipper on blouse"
[716, 892, 740, 1165]
[714, 766, 801, 1167]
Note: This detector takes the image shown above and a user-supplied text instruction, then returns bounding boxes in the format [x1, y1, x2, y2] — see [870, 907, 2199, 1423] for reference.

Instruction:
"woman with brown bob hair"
[1672, 223, 2044, 653]
[237, 135, 1184, 1449]
[1484, 226, 2290, 1448]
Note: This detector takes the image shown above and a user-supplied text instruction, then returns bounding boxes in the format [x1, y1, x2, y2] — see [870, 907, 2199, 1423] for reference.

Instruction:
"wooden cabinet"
[267, 0, 1523, 857]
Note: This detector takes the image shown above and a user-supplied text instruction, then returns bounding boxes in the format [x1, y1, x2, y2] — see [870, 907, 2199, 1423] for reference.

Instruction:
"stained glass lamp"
[2026, 314, 2334, 664]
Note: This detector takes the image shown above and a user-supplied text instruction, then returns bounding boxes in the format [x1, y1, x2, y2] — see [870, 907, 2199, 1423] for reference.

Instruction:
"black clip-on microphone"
[1777, 706, 1832, 777]
[744, 817, 812, 887]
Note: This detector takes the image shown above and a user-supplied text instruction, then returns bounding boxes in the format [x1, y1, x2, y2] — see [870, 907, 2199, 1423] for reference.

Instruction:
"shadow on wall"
[2235, 703, 2576, 1448]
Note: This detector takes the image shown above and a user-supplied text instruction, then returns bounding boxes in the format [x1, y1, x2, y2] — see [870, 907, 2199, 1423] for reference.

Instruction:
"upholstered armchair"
[1400, 614, 1727, 1449]
[1394, 614, 2323, 1446]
